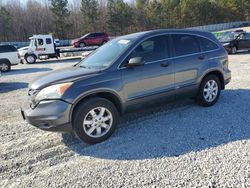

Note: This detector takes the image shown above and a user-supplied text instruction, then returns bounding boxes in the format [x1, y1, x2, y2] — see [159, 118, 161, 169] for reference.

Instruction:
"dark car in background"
[21, 29, 231, 144]
[71, 32, 109, 48]
[220, 31, 250, 54]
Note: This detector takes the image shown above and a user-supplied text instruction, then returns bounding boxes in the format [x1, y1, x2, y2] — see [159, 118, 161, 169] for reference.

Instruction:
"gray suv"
[21, 29, 231, 144]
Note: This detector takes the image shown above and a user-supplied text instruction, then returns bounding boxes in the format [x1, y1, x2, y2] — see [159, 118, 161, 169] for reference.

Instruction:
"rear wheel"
[73, 98, 119, 144]
[101, 40, 107, 45]
[0, 61, 11, 72]
[196, 75, 221, 107]
[25, 54, 37, 64]
[230, 46, 237, 54]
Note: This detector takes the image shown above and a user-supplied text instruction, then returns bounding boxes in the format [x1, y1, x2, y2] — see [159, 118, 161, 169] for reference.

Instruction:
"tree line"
[0, 0, 249, 42]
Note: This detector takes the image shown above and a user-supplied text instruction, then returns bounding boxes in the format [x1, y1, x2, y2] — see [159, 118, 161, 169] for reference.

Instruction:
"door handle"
[198, 55, 205, 60]
[161, 62, 171, 67]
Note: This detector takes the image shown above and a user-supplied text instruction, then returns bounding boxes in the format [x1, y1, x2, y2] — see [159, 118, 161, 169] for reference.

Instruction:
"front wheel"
[196, 75, 221, 107]
[25, 54, 37, 64]
[73, 98, 119, 144]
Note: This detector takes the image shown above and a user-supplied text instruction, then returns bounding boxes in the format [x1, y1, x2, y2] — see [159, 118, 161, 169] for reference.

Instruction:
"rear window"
[46, 38, 52, 44]
[198, 36, 218, 51]
[0, 45, 17, 53]
[172, 34, 200, 56]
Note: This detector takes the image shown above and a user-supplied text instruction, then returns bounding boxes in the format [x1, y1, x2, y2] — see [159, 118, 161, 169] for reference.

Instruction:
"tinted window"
[130, 35, 169, 62]
[46, 38, 52, 44]
[0, 45, 17, 53]
[198, 37, 218, 51]
[38, 39, 43, 46]
[172, 34, 200, 56]
[88, 33, 95, 38]
[245, 33, 250, 40]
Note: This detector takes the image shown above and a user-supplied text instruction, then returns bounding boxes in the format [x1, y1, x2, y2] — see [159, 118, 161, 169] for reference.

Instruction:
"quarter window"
[172, 34, 200, 56]
[130, 35, 170, 62]
[198, 37, 218, 51]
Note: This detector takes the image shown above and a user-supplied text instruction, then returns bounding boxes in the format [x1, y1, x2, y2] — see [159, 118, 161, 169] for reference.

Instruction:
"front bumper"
[21, 99, 72, 132]
[224, 69, 231, 86]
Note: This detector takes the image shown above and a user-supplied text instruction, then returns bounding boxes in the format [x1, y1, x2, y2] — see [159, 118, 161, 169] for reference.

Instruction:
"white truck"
[18, 35, 59, 64]
[18, 34, 97, 64]
[0, 45, 21, 72]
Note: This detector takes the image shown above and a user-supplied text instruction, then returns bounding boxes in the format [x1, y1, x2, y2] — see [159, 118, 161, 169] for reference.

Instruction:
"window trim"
[118, 32, 220, 70]
[119, 34, 171, 69]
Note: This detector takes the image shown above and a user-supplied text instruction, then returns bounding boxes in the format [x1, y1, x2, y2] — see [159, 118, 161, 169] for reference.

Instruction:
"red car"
[72, 32, 109, 48]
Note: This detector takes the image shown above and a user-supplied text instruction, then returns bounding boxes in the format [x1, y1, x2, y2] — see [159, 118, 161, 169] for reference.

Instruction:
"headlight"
[35, 82, 72, 102]
[223, 43, 230, 46]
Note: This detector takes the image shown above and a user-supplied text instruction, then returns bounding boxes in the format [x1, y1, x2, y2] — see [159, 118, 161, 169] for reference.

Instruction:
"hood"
[18, 46, 29, 51]
[30, 66, 100, 90]
[72, 38, 80, 43]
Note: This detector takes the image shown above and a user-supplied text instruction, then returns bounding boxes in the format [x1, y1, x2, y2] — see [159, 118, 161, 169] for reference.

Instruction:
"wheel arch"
[0, 58, 11, 64]
[70, 91, 124, 123]
[200, 70, 225, 90]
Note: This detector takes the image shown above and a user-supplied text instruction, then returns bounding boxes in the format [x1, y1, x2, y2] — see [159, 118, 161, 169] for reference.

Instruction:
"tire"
[101, 40, 107, 45]
[0, 61, 11, 72]
[79, 43, 85, 48]
[73, 98, 119, 144]
[230, 46, 237, 54]
[196, 75, 221, 107]
[25, 54, 37, 64]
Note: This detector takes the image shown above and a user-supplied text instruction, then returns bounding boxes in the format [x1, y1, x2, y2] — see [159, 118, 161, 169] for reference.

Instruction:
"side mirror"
[126, 57, 145, 67]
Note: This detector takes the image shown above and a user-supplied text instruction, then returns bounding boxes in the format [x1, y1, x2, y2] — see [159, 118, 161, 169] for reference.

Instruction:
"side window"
[130, 35, 169, 62]
[0, 45, 16, 53]
[245, 33, 250, 40]
[46, 38, 52, 44]
[172, 34, 200, 56]
[37, 39, 43, 46]
[0, 46, 5, 53]
[88, 33, 95, 38]
[198, 37, 218, 52]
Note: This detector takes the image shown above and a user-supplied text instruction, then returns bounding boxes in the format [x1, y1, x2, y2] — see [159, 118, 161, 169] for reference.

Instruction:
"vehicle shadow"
[62, 89, 250, 160]
[0, 82, 28, 93]
[3, 68, 52, 76]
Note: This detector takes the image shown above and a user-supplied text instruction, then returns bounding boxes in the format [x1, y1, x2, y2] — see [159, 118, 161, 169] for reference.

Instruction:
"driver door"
[121, 35, 175, 106]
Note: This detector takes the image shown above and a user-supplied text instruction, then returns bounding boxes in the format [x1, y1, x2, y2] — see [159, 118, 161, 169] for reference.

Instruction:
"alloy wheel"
[83, 107, 113, 138]
[203, 80, 218, 102]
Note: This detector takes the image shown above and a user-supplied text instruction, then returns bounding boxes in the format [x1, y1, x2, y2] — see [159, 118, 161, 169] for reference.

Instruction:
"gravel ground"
[0, 53, 250, 188]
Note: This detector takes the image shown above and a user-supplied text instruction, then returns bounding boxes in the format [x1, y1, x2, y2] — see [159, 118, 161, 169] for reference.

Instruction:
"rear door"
[44, 37, 55, 54]
[171, 34, 205, 93]
[121, 35, 175, 105]
[238, 33, 250, 49]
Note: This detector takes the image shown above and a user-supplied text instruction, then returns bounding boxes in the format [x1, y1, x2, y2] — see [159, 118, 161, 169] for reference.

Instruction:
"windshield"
[81, 33, 89, 38]
[79, 38, 133, 69]
[219, 32, 236, 42]
[29, 39, 35, 47]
